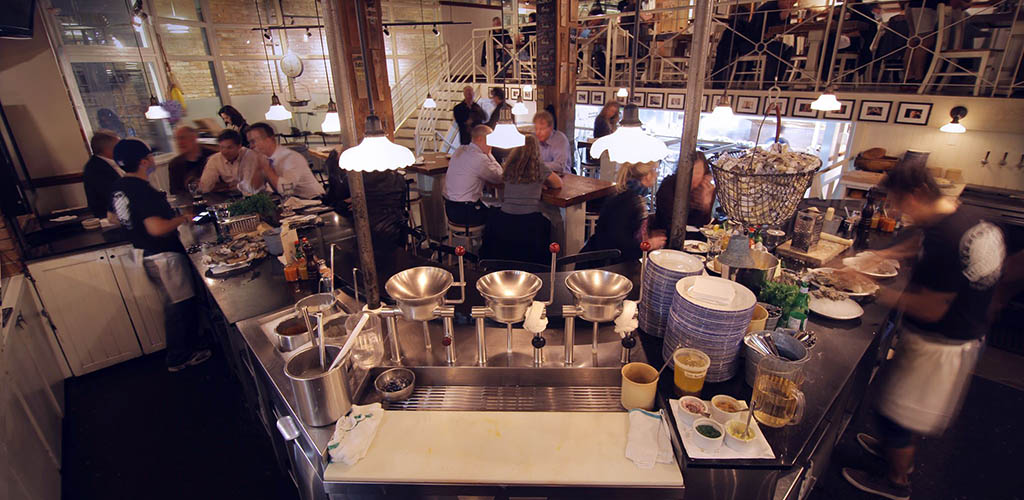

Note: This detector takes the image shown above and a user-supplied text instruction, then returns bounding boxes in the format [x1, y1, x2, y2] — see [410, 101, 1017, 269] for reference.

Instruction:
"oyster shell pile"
[717, 143, 820, 174]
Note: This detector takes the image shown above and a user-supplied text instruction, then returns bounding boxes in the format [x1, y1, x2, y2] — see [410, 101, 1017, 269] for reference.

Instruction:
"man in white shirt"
[246, 122, 325, 199]
[198, 129, 268, 195]
[444, 124, 503, 226]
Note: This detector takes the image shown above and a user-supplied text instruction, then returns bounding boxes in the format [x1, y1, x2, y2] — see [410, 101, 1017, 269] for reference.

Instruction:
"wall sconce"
[940, 106, 967, 134]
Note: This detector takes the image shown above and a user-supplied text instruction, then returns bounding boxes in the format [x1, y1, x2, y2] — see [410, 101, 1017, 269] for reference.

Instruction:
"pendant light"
[338, 0, 415, 172]
[810, 86, 842, 112]
[313, 0, 340, 132]
[706, 92, 736, 128]
[257, 0, 292, 121]
[123, 0, 167, 120]
[617, 87, 629, 98]
[939, 106, 967, 134]
[419, 2, 437, 109]
[589, 0, 667, 164]
[511, 98, 529, 116]
[522, 84, 532, 92]
[485, 4, 525, 148]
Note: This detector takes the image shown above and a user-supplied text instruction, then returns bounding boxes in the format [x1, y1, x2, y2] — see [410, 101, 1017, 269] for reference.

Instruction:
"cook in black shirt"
[840, 162, 1005, 500]
[109, 138, 210, 372]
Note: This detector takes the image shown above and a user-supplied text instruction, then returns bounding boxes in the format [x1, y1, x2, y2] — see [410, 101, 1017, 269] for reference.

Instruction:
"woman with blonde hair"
[579, 160, 666, 266]
[593, 101, 620, 139]
[480, 136, 562, 263]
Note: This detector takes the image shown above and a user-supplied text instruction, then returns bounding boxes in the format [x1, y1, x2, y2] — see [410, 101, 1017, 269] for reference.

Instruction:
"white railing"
[391, 44, 449, 133]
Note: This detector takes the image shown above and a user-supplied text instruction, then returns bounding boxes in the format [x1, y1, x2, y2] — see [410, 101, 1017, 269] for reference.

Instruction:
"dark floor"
[63, 344, 1023, 500]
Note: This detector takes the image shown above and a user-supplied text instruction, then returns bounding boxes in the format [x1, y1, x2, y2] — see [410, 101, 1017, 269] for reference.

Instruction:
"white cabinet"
[28, 247, 144, 375]
[2, 275, 66, 500]
[105, 246, 166, 354]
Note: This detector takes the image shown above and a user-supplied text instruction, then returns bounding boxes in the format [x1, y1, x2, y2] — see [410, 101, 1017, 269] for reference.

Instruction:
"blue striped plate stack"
[638, 250, 704, 338]
[664, 275, 757, 383]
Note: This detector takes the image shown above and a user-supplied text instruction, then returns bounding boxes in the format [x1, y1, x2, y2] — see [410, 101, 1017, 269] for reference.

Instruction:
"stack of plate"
[638, 250, 704, 338]
[664, 276, 757, 383]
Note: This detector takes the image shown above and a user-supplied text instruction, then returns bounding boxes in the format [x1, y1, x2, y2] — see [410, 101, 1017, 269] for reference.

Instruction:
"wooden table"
[309, 146, 336, 161]
[407, 151, 450, 175]
[407, 152, 452, 242]
[541, 174, 616, 255]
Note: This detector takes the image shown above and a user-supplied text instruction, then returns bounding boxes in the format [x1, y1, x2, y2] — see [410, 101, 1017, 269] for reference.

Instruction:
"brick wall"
[169, 61, 218, 99]
[208, 0, 278, 24]
[224, 60, 286, 96]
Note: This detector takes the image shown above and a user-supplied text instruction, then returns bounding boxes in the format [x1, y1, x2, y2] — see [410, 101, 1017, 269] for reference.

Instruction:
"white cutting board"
[324, 411, 683, 487]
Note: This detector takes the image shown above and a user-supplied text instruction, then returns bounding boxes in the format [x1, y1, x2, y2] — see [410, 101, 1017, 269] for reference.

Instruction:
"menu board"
[535, 0, 557, 86]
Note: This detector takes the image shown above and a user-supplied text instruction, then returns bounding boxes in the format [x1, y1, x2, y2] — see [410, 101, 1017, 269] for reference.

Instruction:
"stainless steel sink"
[353, 366, 625, 412]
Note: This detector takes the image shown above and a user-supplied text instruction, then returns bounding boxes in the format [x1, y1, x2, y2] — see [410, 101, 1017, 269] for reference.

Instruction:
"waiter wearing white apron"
[841, 163, 1006, 500]
[109, 139, 211, 373]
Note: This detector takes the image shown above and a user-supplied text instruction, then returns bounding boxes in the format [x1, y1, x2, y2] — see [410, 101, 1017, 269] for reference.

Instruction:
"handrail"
[391, 43, 449, 132]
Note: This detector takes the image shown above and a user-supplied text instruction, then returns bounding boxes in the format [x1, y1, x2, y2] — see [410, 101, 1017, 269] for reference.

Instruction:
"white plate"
[808, 295, 864, 320]
[841, 255, 899, 278]
[676, 275, 757, 312]
[51, 215, 77, 222]
[807, 268, 878, 297]
[683, 240, 710, 254]
[705, 257, 721, 274]
[649, 249, 704, 274]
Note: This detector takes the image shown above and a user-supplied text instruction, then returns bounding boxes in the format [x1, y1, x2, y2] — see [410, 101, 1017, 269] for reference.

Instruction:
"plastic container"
[673, 348, 711, 397]
[746, 304, 769, 333]
[263, 227, 284, 255]
[621, 362, 659, 410]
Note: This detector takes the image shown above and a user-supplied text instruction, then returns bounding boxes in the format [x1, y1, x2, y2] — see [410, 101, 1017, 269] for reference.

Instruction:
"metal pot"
[385, 266, 453, 321]
[476, 270, 543, 324]
[284, 345, 351, 427]
[565, 270, 633, 323]
[721, 251, 779, 297]
[295, 292, 345, 320]
[273, 316, 311, 352]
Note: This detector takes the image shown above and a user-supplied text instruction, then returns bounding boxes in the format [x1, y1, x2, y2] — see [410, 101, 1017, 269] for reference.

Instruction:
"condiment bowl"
[374, 367, 416, 402]
[710, 395, 747, 424]
[724, 420, 759, 453]
[691, 418, 724, 452]
[678, 396, 709, 426]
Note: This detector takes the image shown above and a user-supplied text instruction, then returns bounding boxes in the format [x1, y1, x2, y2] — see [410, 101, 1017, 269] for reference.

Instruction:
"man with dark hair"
[532, 111, 571, 175]
[168, 126, 211, 196]
[453, 86, 487, 146]
[841, 161, 1006, 500]
[198, 128, 268, 194]
[246, 122, 324, 199]
[485, 87, 509, 130]
[444, 124, 502, 226]
[108, 139, 210, 372]
[83, 129, 123, 218]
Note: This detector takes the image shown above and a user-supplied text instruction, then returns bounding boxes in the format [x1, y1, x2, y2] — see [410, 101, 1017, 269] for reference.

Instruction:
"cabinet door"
[28, 249, 142, 375]
[105, 246, 166, 353]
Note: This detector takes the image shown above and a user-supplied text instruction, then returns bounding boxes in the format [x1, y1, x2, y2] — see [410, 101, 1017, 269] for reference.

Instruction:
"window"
[71, 61, 171, 151]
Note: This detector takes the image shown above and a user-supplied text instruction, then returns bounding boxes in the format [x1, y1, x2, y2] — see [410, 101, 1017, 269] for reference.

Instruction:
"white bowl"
[724, 419, 759, 453]
[710, 395, 747, 424]
[677, 396, 709, 426]
[691, 418, 724, 452]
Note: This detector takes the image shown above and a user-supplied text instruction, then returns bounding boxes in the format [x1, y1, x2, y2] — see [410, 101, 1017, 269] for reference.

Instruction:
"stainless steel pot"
[565, 270, 633, 323]
[476, 270, 543, 324]
[284, 345, 351, 427]
[385, 266, 453, 321]
[721, 251, 779, 297]
[273, 316, 311, 352]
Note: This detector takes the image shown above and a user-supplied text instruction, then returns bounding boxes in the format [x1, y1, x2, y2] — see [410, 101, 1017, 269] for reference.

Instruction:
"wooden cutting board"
[775, 233, 852, 267]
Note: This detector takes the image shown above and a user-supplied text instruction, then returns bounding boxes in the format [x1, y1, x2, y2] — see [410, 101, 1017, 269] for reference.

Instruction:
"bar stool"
[405, 178, 426, 247]
[446, 221, 485, 256]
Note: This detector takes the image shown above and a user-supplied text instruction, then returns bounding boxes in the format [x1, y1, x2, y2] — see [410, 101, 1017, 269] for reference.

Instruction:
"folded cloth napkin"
[327, 403, 384, 465]
[689, 276, 735, 306]
[625, 409, 674, 469]
[282, 197, 322, 209]
[523, 301, 548, 334]
[614, 300, 638, 335]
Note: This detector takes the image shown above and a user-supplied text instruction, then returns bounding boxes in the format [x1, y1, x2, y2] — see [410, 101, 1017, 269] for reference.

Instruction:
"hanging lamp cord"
[255, 0, 280, 96]
[628, 0, 641, 96]
[123, 0, 154, 98]
[419, 1, 430, 93]
[313, 0, 333, 100]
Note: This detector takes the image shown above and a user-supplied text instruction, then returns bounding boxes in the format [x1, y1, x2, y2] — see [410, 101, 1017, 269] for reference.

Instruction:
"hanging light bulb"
[383, 27, 390, 37]
[511, 98, 529, 116]
[810, 87, 842, 112]
[423, 92, 437, 108]
[522, 84, 532, 92]
[617, 87, 629, 98]
[321, 100, 341, 133]
[589, 104, 668, 164]
[303, 29, 312, 41]
[145, 96, 169, 120]
[432, 25, 440, 36]
[339, 115, 415, 171]
[940, 106, 967, 133]
[486, 105, 526, 148]
[706, 94, 737, 129]
[265, 94, 293, 120]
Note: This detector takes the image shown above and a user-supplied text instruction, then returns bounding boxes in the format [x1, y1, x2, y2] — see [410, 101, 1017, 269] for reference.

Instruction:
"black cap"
[113, 138, 153, 170]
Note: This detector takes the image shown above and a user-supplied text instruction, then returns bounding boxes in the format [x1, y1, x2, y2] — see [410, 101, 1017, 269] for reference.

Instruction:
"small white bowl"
[677, 396, 709, 426]
[691, 418, 724, 452]
[724, 419, 759, 453]
[710, 395, 747, 424]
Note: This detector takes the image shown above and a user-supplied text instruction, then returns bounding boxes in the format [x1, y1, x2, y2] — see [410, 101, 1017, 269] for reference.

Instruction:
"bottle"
[858, 194, 875, 233]
[303, 238, 319, 280]
[293, 240, 304, 262]
[787, 281, 810, 330]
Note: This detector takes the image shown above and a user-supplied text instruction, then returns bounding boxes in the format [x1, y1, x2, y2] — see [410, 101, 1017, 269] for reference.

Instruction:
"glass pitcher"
[345, 312, 384, 369]
[751, 356, 806, 428]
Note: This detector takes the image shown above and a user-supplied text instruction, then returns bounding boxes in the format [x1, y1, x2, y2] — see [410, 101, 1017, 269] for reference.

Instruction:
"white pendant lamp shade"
[338, 115, 415, 171]
[486, 105, 526, 148]
[522, 84, 532, 92]
[617, 87, 629, 98]
[940, 106, 967, 133]
[511, 100, 529, 116]
[589, 104, 668, 164]
[707, 96, 736, 128]
[265, 94, 293, 120]
[320, 100, 340, 133]
[810, 90, 842, 112]
[145, 96, 169, 120]
[423, 93, 437, 109]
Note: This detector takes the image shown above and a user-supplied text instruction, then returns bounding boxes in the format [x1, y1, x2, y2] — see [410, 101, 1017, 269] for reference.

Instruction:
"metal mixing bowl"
[374, 367, 416, 402]
[476, 270, 543, 324]
[385, 266, 454, 321]
[565, 270, 633, 323]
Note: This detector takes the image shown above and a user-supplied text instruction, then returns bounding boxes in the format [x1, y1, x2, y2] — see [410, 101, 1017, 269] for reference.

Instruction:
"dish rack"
[221, 214, 260, 235]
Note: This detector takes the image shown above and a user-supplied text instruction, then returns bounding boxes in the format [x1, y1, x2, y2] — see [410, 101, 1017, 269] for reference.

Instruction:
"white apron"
[142, 251, 196, 304]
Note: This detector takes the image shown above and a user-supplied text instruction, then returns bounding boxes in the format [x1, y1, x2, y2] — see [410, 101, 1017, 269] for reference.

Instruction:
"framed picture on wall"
[630, 92, 645, 106]
[857, 100, 891, 122]
[894, 102, 933, 125]
[510, 87, 521, 100]
[823, 99, 855, 120]
[792, 97, 819, 118]
[523, 87, 534, 101]
[701, 94, 709, 111]
[576, 90, 590, 104]
[590, 90, 606, 105]
[736, 95, 760, 114]
[763, 96, 790, 116]
[710, 93, 727, 109]
[646, 92, 664, 108]
[666, 93, 685, 110]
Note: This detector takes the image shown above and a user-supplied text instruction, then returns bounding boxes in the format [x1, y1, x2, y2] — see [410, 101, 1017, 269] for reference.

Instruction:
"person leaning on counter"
[246, 122, 325, 199]
[198, 129, 268, 195]
[82, 129, 123, 219]
[650, 150, 717, 235]
[107, 138, 210, 372]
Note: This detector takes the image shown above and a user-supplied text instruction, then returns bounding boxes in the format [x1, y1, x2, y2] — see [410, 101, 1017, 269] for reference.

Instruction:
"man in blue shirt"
[532, 111, 572, 176]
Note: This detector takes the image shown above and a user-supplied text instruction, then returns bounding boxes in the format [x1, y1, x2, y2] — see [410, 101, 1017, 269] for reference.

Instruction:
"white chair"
[918, 4, 998, 96]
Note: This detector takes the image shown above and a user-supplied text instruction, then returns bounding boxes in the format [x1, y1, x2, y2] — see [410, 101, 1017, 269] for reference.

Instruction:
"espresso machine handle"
[444, 246, 467, 305]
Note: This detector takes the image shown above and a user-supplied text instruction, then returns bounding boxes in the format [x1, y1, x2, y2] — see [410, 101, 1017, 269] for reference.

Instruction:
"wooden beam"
[535, 0, 576, 140]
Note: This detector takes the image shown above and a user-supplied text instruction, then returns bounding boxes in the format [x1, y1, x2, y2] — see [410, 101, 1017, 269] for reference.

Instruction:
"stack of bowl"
[639, 250, 704, 338]
[665, 276, 756, 382]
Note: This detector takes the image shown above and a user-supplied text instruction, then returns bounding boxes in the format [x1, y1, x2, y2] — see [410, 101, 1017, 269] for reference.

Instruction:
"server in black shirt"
[82, 130, 122, 218]
[841, 162, 1006, 500]
[109, 139, 211, 373]
[168, 126, 211, 195]
[452, 86, 487, 146]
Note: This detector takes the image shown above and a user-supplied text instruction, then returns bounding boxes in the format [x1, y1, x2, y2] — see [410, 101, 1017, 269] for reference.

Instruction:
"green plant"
[227, 193, 276, 218]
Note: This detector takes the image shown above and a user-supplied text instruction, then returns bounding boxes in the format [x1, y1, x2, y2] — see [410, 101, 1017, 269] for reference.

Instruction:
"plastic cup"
[746, 304, 769, 333]
[673, 348, 711, 397]
[345, 312, 384, 369]
[620, 362, 659, 410]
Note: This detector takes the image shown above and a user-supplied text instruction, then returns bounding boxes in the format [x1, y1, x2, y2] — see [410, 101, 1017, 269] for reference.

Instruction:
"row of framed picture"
[574, 89, 934, 125]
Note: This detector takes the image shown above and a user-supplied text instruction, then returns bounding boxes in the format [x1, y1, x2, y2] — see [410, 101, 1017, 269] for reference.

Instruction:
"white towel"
[282, 196, 322, 209]
[614, 299, 638, 335]
[522, 301, 548, 334]
[625, 409, 674, 469]
[689, 276, 735, 306]
[327, 403, 384, 465]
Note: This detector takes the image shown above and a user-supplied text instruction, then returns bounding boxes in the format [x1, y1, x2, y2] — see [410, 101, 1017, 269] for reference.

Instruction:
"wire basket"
[709, 152, 821, 227]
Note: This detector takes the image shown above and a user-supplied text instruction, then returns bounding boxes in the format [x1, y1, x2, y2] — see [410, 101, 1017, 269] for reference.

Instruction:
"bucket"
[284, 345, 351, 427]
[743, 331, 809, 387]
